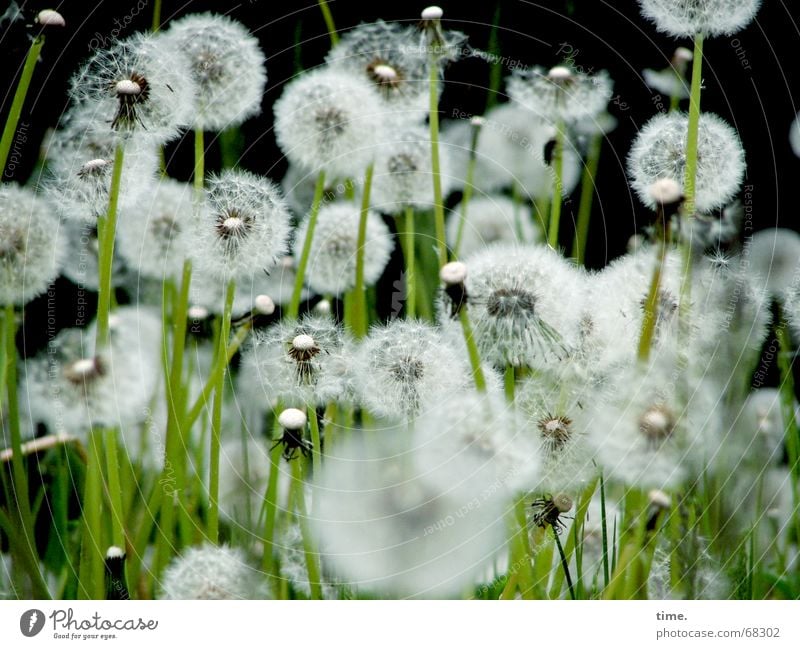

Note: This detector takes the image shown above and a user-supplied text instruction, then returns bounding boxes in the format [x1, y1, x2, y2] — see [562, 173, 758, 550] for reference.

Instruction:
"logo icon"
[20, 609, 45, 637]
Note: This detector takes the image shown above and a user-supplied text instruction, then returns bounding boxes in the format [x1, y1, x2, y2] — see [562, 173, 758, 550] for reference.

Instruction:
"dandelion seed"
[446, 195, 539, 258]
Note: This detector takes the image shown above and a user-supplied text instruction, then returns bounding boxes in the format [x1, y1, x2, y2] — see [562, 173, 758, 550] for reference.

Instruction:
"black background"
[1, 0, 799, 340]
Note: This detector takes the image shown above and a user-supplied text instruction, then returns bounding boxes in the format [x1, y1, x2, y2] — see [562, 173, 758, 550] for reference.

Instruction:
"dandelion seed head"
[160, 544, 258, 599]
[0, 184, 64, 306]
[279, 408, 307, 430]
[254, 294, 275, 316]
[440, 261, 467, 285]
[748, 227, 800, 297]
[69, 33, 195, 142]
[628, 112, 745, 213]
[274, 67, 384, 178]
[637, 0, 762, 38]
[313, 434, 506, 598]
[351, 320, 474, 419]
[294, 202, 393, 297]
[164, 13, 267, 131]
[36, 9, 65, 27]
[508, 66, 613, 124]
[191, 169, 291, 281]
[442, 244, 582, 370]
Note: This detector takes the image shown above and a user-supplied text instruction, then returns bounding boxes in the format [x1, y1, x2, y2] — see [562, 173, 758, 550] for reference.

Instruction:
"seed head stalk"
[571, 134, 602, 264]
[459, 307, 487, 392]
[317, 0, 339, 46]
[453, 119, 483, 258]
[0, 36, 45, 175]
[637, 203, 670, 362]
[403, 206, 417, 318]
[547, 120, 565, 249]
[288, 171, 327, 319]
[428, 61, 449, 269]
[352, 162, 375, 339]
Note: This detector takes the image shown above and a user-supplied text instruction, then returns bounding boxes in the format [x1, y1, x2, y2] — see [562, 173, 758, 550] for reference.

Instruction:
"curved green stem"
[453, 119, 482, 258]
[288, 171, 326, 319]
[352, 162, 375, 339]
[637, 208, 669, 362]
[194, 129, 204, 194]
[0, 36, 45, 175]
[682, 33, 704, 217]
[292, 459, 322, 599]
[317, 0, 339, 46]
[103, 429, 126, 549]
[95, 143, 125, 350]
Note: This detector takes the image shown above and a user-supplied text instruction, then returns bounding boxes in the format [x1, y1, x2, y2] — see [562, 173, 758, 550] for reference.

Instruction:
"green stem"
[207, 280, 236, 544]
[453, 120, 482, 258]
[151, 0, 162, 31]
[0, 36, 45, 176]
[2, 306, 49, 598]
[317, 0, 339, 46]
[459, 307, 487, 392]
[261, 415, 284, 578]
[308, 406, 322, 481]
[484, 4, 502, 112]
[288, 171, 326, 319]
[548, 120, 565, 249]
[637, 207, 669, 362]
[683, 33, 704, 216]
[776, 312, 800, 545]
[428, 61, 448, 269]
[504, 365, 515, 402]
[403, 206, 417, 318]
[184, 323, 252, 432]
[571, 134, 602, 264]
[95, 143, 125, 350]
[553, 527, 576, 600]
[352, 162, 375, 339]
[103, 429, 126, 549]
[79, 430, 105, 599]
[194, 129, 204, 194]
[292, 459, 322, 599]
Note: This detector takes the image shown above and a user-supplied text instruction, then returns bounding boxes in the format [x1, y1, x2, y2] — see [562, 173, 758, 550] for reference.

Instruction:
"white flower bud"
[37, 9, 65, 27]
[648, 489, 672, 509]
[648, 178, 683, 205]
[115, 79, 142, 96]
[292, 334, 316, 352]
[188, 305, 209, 320]
[673, 46, 693, 63]
[254, 294, 275, 316]
[547, 66, 573, 81]
[279, 408, 307, 431]
[421, 6, 444, 20]
[440, 261, 467, 285]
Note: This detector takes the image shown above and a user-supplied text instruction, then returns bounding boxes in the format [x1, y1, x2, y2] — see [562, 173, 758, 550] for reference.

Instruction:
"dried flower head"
[293, 202, 393, 297]
[628, 112, 745, 213]
[164, 13, 267, 131]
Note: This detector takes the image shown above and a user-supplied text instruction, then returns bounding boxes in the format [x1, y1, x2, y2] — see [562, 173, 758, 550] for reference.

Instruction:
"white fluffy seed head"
[69, 33, 195, 143]
[254, 294, 275, 315]
[314, 299, 332, 315]
[421, 6, 444, 20]
[747, 228, 800, 296]
[163, 13, 267, 131]
[188, 305, 209, 320]
[628, 112, 745, 213]
[160, 544, 257, 599]
[292, 334, 316, 351]
[191, 169, 291, 281]
[440, 261, 467, 285]
[325, 20, 430, 118]
[0, 184, 64, 306]
[508, 66, 613, 124]
[790, 113, 800, 158]
[279, 408, 307, 430]
[648, 489, 672, 509]
[37, 9, 65, 27]
[274, 67, 384, 178]
[293, 202, 393, 297]
[637, 0, 762, 38]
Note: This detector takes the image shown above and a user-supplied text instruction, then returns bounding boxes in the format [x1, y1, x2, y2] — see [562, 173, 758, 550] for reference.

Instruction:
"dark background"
[1, 0, 799, 348]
